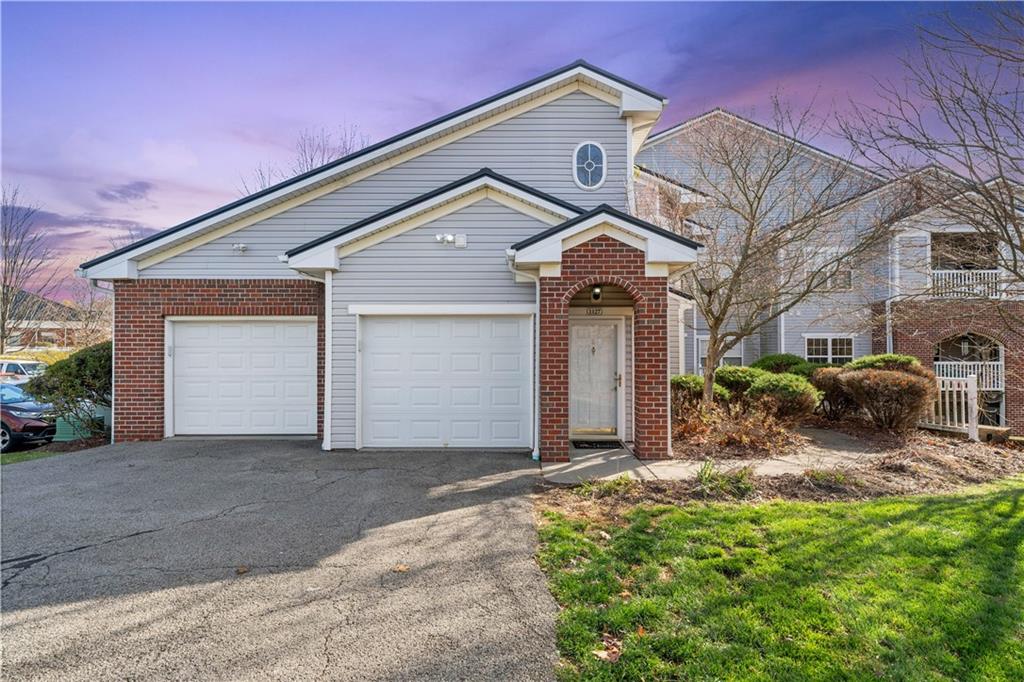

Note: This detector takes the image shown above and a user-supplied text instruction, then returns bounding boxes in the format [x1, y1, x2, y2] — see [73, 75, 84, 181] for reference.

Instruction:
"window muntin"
[806, 337, 854, 365]
[573, 142, 606, 189]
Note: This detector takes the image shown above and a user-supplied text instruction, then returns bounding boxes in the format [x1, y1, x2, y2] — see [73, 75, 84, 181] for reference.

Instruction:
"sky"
[2, 1, 975, 299]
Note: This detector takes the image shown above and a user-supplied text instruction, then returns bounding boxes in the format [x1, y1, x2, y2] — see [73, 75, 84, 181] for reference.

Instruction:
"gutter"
[506, 249, 541, 462]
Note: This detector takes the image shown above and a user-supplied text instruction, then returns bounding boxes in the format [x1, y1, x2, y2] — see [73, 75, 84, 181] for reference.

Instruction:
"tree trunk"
[702, 337, 720, 404]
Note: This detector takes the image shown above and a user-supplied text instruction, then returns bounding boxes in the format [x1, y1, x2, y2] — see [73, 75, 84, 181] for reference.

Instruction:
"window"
[698, 337, 742, 375]
[573, 142, 606, 189]
[805, 337, 854, 365]
[805, 247, 853, 292]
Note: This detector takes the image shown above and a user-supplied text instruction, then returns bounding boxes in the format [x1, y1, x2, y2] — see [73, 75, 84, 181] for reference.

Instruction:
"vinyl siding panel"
[329, 199, 545, 448]
[142, 91, 627, 279]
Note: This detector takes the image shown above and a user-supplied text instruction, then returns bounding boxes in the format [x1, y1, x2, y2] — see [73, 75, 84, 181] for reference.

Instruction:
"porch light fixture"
[591, 285, 602, 302]
[434, 233, 455, 244]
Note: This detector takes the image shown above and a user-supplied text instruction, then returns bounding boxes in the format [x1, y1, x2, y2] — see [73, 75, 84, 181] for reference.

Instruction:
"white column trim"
[322, 271, 333, 451]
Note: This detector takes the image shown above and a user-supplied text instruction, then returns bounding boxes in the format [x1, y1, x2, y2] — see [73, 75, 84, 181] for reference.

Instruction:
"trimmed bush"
[751, 353, 807, 374]
[838, 368, 937, 431]
[24, 342, 112, 438]
[671, 374, 731, 403]
[810, 366, 856, 421]
[845, 353, 920, 372]
[788, 361, 834, 379]
[744, 372, 820, 421]
[713, 366, 770, 394]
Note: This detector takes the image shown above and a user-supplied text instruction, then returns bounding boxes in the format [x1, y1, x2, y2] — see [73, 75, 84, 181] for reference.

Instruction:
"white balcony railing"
[931, 269, 1002, 298]
[933, 361, 1004, 391]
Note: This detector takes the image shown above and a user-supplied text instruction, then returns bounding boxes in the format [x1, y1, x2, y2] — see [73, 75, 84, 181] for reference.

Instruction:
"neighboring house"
[636, 111, 1022, 432]
[79, 61, 703, 462]
[1, 287, 83, 351]
[78, 62, 1022, 454]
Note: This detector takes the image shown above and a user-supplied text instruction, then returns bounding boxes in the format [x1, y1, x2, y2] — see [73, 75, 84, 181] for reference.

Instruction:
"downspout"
[506, 249, 541, 461]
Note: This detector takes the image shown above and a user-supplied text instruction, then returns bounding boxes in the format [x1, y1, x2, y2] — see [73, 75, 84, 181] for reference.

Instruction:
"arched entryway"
[934, 333, 1005, 425]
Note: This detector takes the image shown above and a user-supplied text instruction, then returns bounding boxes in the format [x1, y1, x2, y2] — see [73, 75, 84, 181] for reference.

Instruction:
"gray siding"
[329, 199, 546, 448]
[143, 91, 627, 279]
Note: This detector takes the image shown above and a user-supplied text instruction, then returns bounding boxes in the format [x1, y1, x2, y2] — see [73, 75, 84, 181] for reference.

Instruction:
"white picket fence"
[919, 375, 979, 441]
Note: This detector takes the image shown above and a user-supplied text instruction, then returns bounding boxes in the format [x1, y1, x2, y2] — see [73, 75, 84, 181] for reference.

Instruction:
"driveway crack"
[1, 527, 164, 588]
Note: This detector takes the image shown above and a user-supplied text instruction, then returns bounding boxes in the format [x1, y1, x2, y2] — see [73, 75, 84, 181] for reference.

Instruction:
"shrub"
[744, 372, 820, 421]
[751, 353, 807, 374]
[671, 375, 730, 413]
[24, 342, 112, 438]
[810, 366, 856, 421]
[845, 353, 921, 372]
[838, 368, 937, 431]
[713, 366, 770, 394]
[787, 361, 831, 379]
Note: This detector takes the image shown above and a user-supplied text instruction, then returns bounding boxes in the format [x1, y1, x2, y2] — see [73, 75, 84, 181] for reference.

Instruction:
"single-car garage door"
[361, 316, 531, 448]
[169, 319, 317, 436]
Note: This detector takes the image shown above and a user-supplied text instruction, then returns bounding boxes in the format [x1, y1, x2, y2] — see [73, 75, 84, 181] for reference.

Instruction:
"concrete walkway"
[542, 428, 878, 484]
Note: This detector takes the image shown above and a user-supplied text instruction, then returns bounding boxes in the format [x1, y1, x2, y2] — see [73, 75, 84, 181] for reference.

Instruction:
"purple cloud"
[96, 180, 155, 203]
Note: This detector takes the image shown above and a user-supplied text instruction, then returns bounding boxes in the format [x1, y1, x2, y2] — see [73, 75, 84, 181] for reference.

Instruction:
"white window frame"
[696, 336, 743, 375]
[806, 246, 853, 292]
[572, 141, 607, 190]
[803, 335, 855, 365]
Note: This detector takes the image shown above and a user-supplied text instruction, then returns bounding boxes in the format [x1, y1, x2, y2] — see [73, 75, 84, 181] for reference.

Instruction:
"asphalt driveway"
[1, 440, 557, 680]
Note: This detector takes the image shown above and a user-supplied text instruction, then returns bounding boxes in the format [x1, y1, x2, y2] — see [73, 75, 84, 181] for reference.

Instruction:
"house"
[1, 287, 84, 351]
[635, 112, 1022, 433]
[78, 61, 704, 462]
[79, 62, 1021, 457]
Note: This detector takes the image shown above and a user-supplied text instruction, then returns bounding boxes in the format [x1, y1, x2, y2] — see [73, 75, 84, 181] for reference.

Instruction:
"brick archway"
[538, 234, 669, 462]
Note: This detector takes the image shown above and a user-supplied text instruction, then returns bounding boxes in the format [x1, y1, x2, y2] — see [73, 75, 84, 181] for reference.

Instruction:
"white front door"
[569, 320, 619, 435]
[360, 316, 532, 448]
[170, 319, 317, 435]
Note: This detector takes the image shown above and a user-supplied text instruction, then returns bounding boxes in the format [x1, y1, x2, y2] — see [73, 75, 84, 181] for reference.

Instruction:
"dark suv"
[1, 384, 56, 453]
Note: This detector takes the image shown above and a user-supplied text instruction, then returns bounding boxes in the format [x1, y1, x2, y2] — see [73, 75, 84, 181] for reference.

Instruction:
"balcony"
[933, 360, 1004, 391]
[930, 269, 1002, 299]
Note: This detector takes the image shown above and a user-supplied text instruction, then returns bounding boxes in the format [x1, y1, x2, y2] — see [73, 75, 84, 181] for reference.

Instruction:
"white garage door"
[170, 320, 317, 436]
[361, 316, 532, 448]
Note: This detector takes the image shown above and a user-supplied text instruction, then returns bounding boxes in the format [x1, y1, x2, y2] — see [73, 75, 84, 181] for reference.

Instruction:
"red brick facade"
[539, 234, 670, 462]
[112, 279, 324, 442]
[876, 300, 1023, 433]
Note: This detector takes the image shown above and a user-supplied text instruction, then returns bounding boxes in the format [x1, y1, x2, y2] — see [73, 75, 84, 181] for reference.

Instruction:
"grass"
[537, 477, 1024, 681]
[1, 446, 67, 465]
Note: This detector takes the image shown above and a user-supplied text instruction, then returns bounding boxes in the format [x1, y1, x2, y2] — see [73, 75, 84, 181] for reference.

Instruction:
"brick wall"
[882, 300, 1023, 432]
[113, 279, 324, 442]
[539, 234, 669, 461]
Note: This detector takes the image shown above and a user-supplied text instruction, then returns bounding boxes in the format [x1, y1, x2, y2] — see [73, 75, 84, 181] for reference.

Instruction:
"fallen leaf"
[392, 563, 410, 573]
[636, 625, 646, 637]
[618, 589, 632, 599]
[598, 530, 612, 541]
[235, 566, 249, 575]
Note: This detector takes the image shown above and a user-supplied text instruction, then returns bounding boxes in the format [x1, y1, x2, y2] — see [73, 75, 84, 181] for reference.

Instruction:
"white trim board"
[345, 304, 536, 316]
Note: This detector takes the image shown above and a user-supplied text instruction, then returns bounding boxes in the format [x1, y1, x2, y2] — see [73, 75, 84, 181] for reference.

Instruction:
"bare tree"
[66, 278, 113, 347]
[639, 102, 914, 401]
[839, 4, 1023, 290]
[239, 124, 369, 195]
[1, 185, 65, 354]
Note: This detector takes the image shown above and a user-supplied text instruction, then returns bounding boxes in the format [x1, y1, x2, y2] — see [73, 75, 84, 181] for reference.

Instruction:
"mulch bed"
[541, 431, 1024, 518]
[34, 436, 108, 453]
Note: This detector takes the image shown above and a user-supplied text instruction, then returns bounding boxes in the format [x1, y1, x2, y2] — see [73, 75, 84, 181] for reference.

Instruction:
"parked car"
[1, 384, 56, 452]
[0, 360, 48, 385]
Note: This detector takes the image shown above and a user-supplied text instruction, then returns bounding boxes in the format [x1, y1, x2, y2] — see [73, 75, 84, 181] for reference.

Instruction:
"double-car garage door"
[167, 315, 531, 448]
[360, 316, 531, 448]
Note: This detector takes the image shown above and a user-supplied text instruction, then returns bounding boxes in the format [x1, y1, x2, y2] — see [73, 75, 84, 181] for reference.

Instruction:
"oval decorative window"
[573, 141, 606, 189]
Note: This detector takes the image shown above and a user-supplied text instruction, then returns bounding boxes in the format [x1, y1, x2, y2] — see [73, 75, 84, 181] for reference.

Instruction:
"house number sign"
[585, 306, 604, 316]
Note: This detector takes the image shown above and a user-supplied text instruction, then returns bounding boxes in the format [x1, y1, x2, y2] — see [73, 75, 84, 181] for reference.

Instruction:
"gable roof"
[286, 168, 583, 264]
[510, 204, 704, 251]
[80, 60, 665, 277]
[643, 107, 886, 182]
[3, 287, 80, 322]
[634, 165, 708, 197]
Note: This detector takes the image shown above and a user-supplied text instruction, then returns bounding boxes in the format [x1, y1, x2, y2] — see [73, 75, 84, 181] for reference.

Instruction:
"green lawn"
[1, 447, 66, 465]
[538, 478, 1024, 681]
